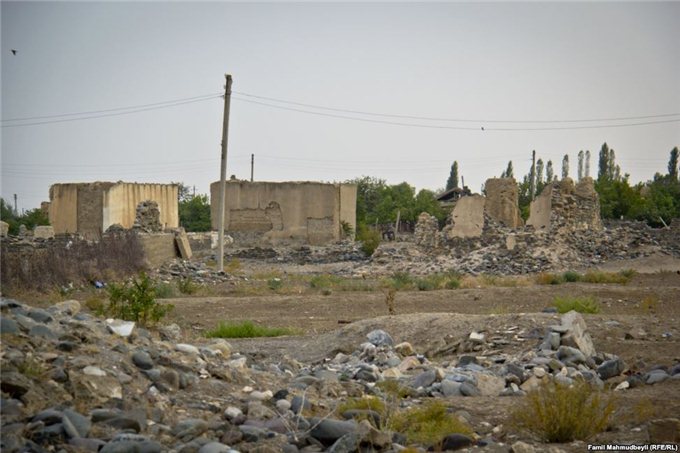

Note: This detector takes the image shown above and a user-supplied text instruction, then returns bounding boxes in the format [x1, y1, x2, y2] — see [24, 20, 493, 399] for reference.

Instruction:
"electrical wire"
[1, 95, 222, 128]
[233, 90, 680, 124]
[232, 97, 680, 131]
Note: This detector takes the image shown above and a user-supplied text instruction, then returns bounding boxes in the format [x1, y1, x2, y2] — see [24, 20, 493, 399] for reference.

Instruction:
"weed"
[309, 274, 343, 290]
[619, 269, 636, 279]
[337, 397, 387, 427]
[445, 277, 461, 289]
[205, 320, 298, 338]
[357, 224, 381, 256]
[553, 296, 601, 314]
[562, 271, 582, 282]
[17, 356, 45, 378]
[225, 257, 241, 273]
[105, 272, 174, 326]
[582, 271, 630, 284]
[640, 295, 658, 313]
[84, 296, 106, 315]
[154, 282, 176, 299]
[177, 277, 198, 295]
[267, 277, 283, 291]
[536, 273, 563, 285]
[340, 220, 354, 239]
[388, 400, 473, 448]
[388, 272, 414, 290]
[510, 380, 615, 442]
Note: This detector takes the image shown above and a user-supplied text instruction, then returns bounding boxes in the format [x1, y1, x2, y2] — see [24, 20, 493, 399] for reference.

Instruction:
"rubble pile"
[134, 200, 162, 232]
[413, 213, 441, 249]
[2, 298, 678, 452]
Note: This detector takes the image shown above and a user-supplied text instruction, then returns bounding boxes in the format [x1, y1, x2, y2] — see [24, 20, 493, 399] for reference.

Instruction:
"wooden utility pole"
[217, 74, 233, 272]
[250, 154, 254, 182]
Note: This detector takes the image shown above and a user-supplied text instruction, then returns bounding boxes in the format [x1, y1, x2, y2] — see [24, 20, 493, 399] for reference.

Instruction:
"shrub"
[388, 272, 414, 290]
[177, 277, 198, 295]
[582, 271, 630, 284]
[340, 220, 355, 239]
[205, 320, 298, 338]
[154, 282, 176, 299]
[510, 380, 615, 442]
[105, 272, 173, 326]
[445, 277, 461, 289]
[562, 271, 582, 282]
[356, 224, 381, 256]
[388, 400, 473, 448]
[267, 277, 283, 291]
[309, 274, 343, 290]
[536, 273, 563, 285]
[337, 397, 387, 427]
[553, 296, 601, 314]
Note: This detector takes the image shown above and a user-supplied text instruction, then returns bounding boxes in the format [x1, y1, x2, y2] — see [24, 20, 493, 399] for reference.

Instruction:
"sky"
[2, 1, 679, 213]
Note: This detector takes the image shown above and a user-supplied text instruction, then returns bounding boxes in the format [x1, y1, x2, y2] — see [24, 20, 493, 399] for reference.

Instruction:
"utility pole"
[217, 74, 233, 272]
[530, 150, 536, 201]
[250, 154, 254, 182]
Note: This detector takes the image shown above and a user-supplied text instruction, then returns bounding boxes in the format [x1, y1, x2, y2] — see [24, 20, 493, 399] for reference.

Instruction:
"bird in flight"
[11, 49, 17, 55]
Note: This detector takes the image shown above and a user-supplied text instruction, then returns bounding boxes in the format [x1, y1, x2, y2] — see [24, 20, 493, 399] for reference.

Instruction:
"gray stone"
[309, 418, 358, 445]
[1, 317, 20, 335]
[441, 379, 462, 396]
[28, 308, 53, 323]
[460, 381, 481, 396]
[159, 323, 182, 342]
[104, 416, 142, 432]
[646, 370, 669, 385]
[69, 437, 107, 452]
[173, 418, 209, 440]
[597, 358, 625, 380]
[29, 324, 57, 340]
[412, 369, 437, 388]
[132, 351, 154, 370]
[327, 432, 360, 453]
[238, 425, 268, 442]
[100, 440, 162, 453]
[560, 311, 596, 357]
[63, 408, 91, 438]
[291, 395, 311, 415]
[441, 433, 474, 450]
[557, 345, 587, 365]
[366, 329, 393, 346]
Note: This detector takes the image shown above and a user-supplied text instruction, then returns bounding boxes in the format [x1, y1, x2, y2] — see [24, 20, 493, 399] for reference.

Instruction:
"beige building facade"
[49, 182, 178, 239]
[210, 181, 357, 245]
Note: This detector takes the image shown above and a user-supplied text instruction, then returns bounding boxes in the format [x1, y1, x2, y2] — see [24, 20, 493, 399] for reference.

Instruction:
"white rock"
[249, 390, 272, 401]
[83, 366, 106, 376]
[106, 319, 135, 337]
[242, 386, 254, 393]
[533, 367, 546, 378]
[224, 406, 243, 420]
[276, 399, 292, 412]
[469, 331, 485, 343]
[175, 343, 200, 355]
[228, 357, 248, 371]
[614, 381, 630, 391]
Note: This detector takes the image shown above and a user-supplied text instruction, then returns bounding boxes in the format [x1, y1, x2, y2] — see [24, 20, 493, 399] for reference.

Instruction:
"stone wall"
[210, 181, 357, 245]
[442, 195, 486, 239]
[414, 213, 441, 248]
[527, 177, 602, 233]
[137, 233, 178, 268]
[484, 178, 523, 228]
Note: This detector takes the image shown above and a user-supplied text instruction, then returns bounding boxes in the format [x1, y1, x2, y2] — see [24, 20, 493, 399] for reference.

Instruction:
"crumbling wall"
[134, 200, 162, 232]
[443, 195, 486, 239]
[210, 181, 357, 245]
[104, 183, 178, 231]
[527, 177, 602, 232]
[49, 184, 79, 235]
[484, 178, 523, 228]
[77, 183, 111, 239]
[414, 213, 441, 248]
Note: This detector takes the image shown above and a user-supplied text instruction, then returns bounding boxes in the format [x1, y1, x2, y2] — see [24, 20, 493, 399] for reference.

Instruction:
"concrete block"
[33, 225, 55, 239]
[175, 230, 193, 260]
[0, 220, 8, 237]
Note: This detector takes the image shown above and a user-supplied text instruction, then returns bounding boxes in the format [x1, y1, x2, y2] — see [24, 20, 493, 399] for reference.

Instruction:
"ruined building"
[527, 177, 602, 232]
[210, 181, 357, 245]
[49, 182, 178, 239]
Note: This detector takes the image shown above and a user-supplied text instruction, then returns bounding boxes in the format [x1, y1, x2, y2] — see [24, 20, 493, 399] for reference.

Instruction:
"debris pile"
[134, 200, 162, 232]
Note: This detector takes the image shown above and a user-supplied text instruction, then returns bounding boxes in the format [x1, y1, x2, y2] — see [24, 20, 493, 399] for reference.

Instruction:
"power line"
[233, 97, 680, 131]
[1, 95, 222, 128]
[233, 90, 680, 124]
[2, 93, 222, 122]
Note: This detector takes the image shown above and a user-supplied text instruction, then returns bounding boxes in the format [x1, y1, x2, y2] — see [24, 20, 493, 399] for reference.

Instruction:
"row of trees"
[0, 199, 49, 235]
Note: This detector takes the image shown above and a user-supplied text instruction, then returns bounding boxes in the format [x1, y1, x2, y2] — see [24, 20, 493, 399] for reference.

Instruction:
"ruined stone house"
[527, 177, 602, 232]
[210, 181, 357, 245]
[49, 182, 179, 239]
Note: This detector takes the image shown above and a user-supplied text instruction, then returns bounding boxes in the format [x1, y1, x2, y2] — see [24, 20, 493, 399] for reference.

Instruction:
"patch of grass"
[337, 279, 379, 292]
[622, 399, 657, 425]
[553, 295, 601, 314]
[388, 400, 473, 448]
[375, 380, 415, 399]
[225, 258, 241, 273]
[460, 274, 530, 288]
[267, 277, 283, 291]
[205, 320, 298, 338]
[510, 380, 615, 443]
[338, 397, 387, 427]
[640, 295, 658, 313]
[17, 356, 45, 378]
[177, 277, 198, 295]
[582, 271, 632, 285]
[388, 271, 414, 290]
[619, 269, 636, 279]
[445, 276, 461, 289]
[154, 282, 176, 299]
[84, 295, 106, 315]
[536, 273, 564, 285]
[562, 271, 582, 282]
[309, 274, 343, 290]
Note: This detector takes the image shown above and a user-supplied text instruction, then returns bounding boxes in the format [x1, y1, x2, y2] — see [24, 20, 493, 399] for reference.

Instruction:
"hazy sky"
[2, 2, 679, 212]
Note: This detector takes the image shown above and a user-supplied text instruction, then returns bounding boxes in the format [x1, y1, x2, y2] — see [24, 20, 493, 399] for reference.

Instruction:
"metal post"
[250, 154, 254, 182]
[217, 74, 232, 272]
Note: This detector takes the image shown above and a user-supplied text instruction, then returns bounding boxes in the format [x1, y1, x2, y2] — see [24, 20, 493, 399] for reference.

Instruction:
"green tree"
[501, 160, 514, 179]
[668, 147, 679, 181]
[0, 198, 49, 235]
[577, 150, 584, 181]
[179, 194, 211, 232]
[446, 161, 459, 190]
[561, 154, 569, 179]
[535, 158, 545, 195]
[546, 160, 554, 182]
[346, 176, 388, 226]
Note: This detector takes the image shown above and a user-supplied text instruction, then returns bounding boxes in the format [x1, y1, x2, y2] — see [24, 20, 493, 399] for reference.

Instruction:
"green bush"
[267, 277, 283, 291]
[388, 271, 414, 290]
[177, 277, 198, 295]
[562, 271, 582, 282]
[445, 277, 461, 289]
[510, 380, 615, 442]
[105, 273, 173, 326]
[356, 224, 381, 256]
[205, 320, 298, 338]
[582, 271, 630, 284]
[553, 296, 601, 314]
[388, 400, 473, 448]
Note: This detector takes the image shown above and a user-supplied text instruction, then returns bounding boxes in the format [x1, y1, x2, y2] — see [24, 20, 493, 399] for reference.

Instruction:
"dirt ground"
[160, 257, 680, 450]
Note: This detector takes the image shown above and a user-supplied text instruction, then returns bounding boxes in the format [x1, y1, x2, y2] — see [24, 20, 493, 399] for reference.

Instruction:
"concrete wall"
[50, 182, 178, 239]
[103, 183, 178, 231]
[527, 185, 552, 230]
[49, 184, 79, 235]
[444, 195, 486, 239]
[138, 233, 178, 268]
[210, 181, 357, 245]
[484, 178, 523, 228]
